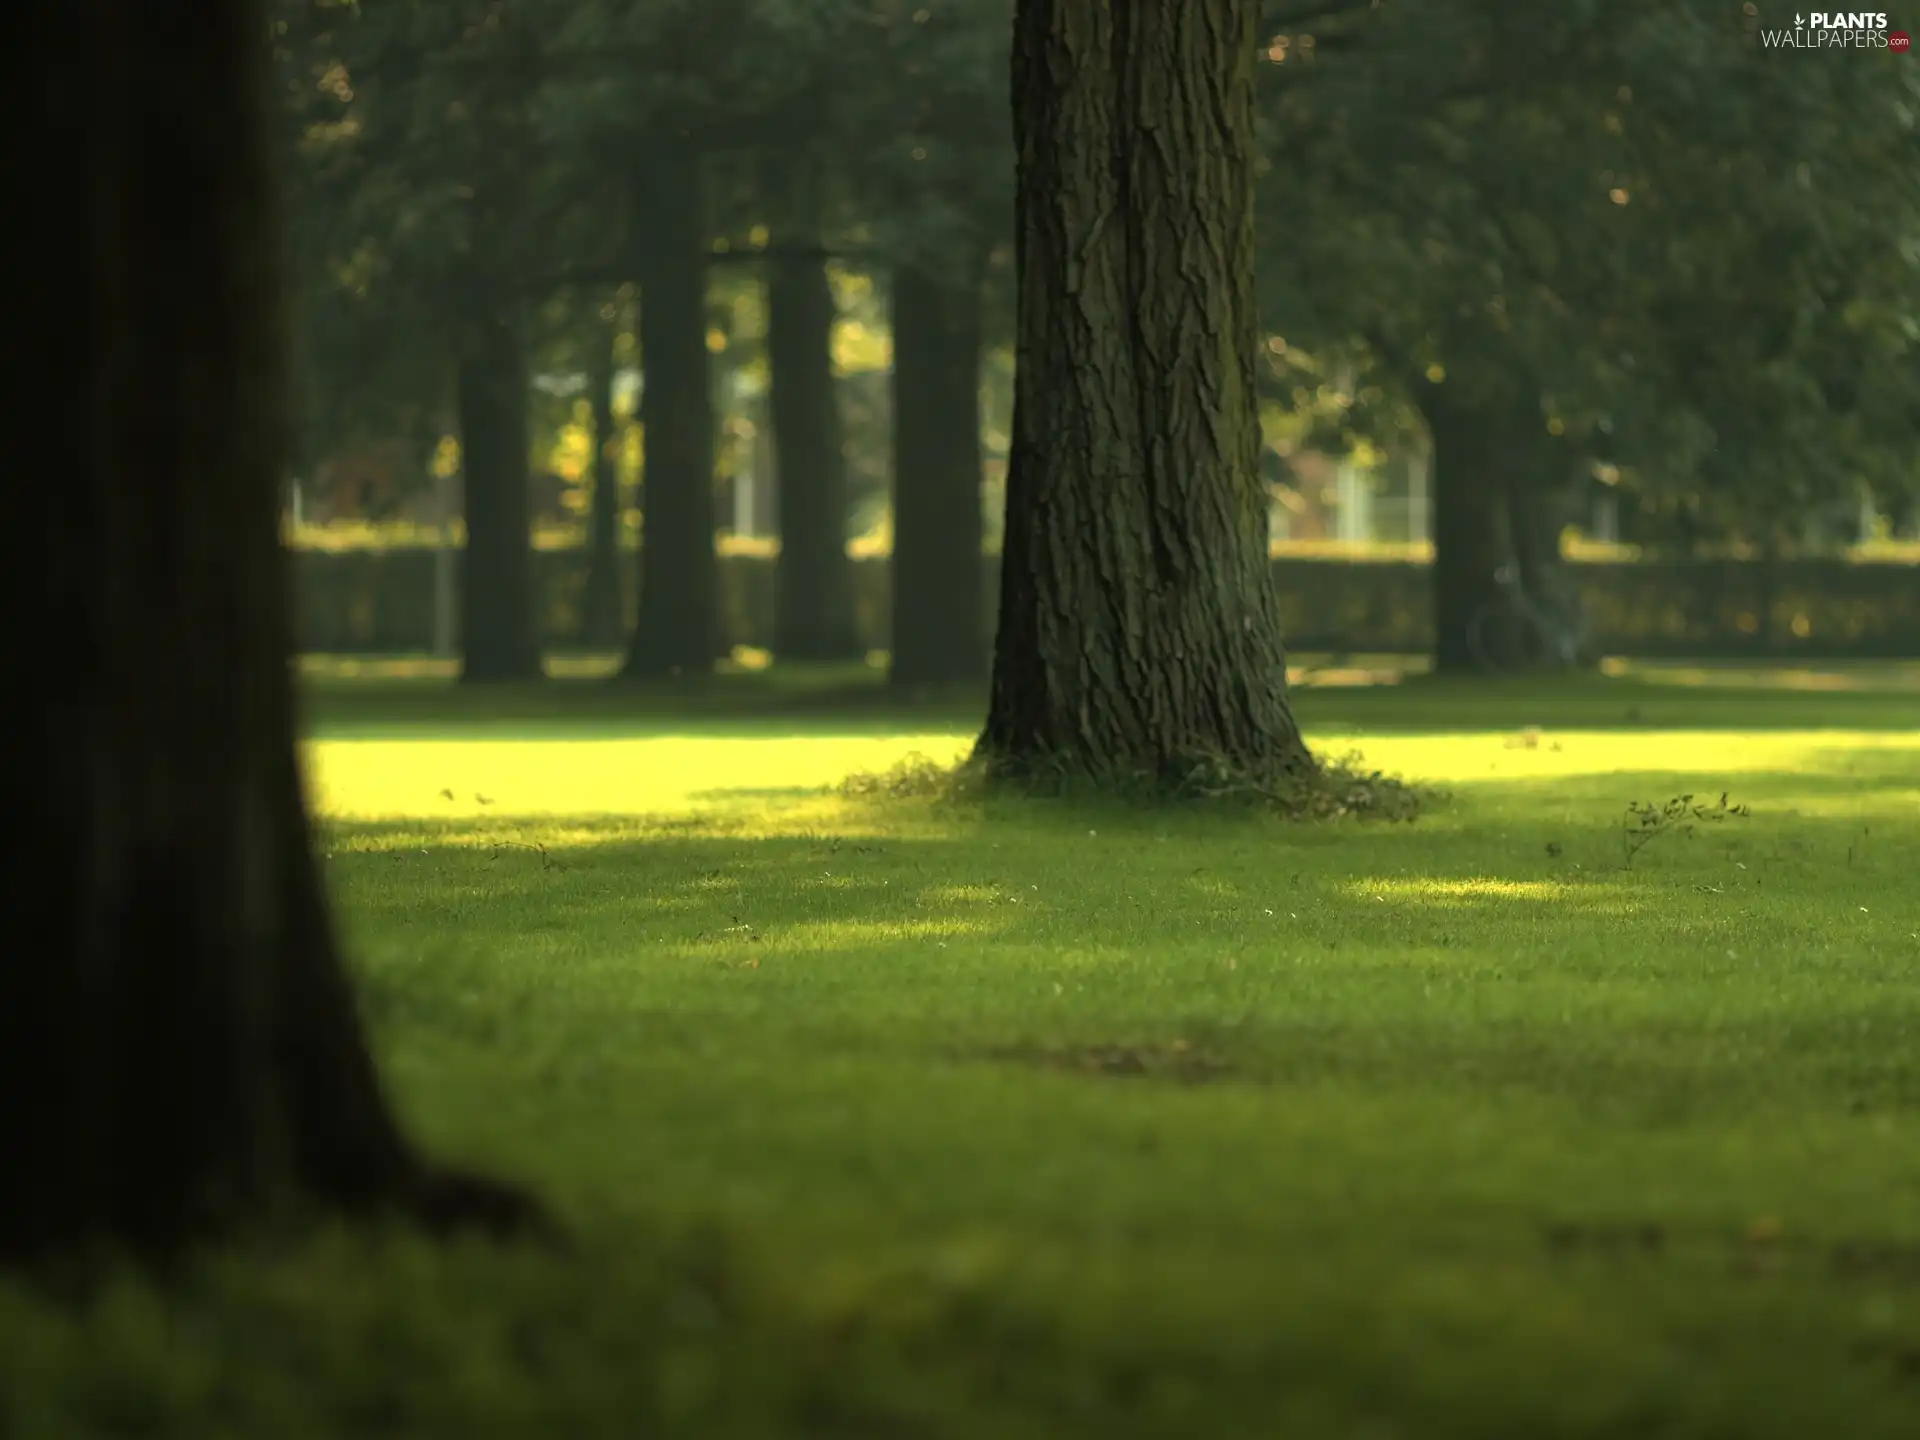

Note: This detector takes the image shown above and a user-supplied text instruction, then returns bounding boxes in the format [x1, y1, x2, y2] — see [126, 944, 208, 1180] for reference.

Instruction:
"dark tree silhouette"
[979, 0, 1310, 782]
[767, 157, 862, 663]
[889, 258, 990, 688]
[583, 314, 627, 649]
[1422, 382, 1523, 673]
[1419, 330, 1593, 674]
[1, 0, 539, 1262]
[623, 142, 721, 679]
[456, 287, 543, 682]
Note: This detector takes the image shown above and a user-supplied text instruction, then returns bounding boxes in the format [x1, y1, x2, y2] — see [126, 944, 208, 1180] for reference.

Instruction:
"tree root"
[842, 746, 1433, 820]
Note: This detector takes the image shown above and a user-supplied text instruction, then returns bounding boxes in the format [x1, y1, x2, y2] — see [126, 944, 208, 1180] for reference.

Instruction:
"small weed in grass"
[1622, 791, 1752, 866]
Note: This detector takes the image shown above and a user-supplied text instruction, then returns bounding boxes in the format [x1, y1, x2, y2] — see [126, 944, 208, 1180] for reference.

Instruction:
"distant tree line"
[278, 0, 1917, 683]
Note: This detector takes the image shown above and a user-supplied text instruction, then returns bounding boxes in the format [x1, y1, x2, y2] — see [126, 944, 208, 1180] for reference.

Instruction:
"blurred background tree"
[273, 0, 1920, 680]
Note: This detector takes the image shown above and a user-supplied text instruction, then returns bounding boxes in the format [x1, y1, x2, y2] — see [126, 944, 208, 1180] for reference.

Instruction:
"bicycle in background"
[1466, 562, 1592, 673]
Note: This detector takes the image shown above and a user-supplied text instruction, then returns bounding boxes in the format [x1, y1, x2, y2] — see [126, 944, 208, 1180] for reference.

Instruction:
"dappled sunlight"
[673, 915, 1003, 958]
[320, 819, 654, 852]
[1326, 874, 1648, 923]
[319, 806, 966, 860]
[1606, 659, 1920, 693]
[1288, 659, 1415, 687]
[301, 655, 464, 682]
[805, 872, 873, 892]
[1187, 876, 1245, 899]
[1333, 730, 1920, 794]
[1345, 877, 1573, 902]
[919, 884, 1005, 905]
[1043, 945, 1157, 973]
[305, 733, 973, 821]
[300, 654, 622, 681]
[299, 652, 788, 682]
[303, 727, 1920, 873]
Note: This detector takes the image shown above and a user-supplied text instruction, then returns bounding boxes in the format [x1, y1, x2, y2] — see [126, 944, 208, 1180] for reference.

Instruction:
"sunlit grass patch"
[1606, 657, 1920, 692]
[306, 727, 1920, 838]
[306, 733, 973, 822]
[1347, 729, 1920, 789]
[679, 916, 1008, 959]
[1345, 876, 1576, 903]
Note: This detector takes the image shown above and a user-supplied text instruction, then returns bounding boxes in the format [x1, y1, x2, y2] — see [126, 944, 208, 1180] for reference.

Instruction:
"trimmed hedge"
[292, 547, 1920, 660]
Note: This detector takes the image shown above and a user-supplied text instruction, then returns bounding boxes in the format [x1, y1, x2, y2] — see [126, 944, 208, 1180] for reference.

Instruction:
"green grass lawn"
[8, 668, 1920, 1438]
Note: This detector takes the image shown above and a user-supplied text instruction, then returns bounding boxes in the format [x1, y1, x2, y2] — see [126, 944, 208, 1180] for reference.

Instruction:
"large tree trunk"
[583, 315, 626, 649]
[766, 163, 861, 663]
[456, 293, 543, 682]
[979, 0, 1309, 781]
[3, 0, 534, 1263]
[889, 258, 988, 688]
[623, 144, 719, 678]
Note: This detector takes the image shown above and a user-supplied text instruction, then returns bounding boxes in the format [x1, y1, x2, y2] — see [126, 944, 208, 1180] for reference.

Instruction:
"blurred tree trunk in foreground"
[889, 257, 988, 688]
[624, 142, 720, 678]
[0, 0, 537, 1263]
[979, 0, 1310, 783]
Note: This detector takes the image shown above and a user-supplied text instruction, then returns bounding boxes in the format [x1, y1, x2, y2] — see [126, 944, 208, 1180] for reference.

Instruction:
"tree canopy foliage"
[277, 0, 1920, 597]
[1258, 0, 1920, 544]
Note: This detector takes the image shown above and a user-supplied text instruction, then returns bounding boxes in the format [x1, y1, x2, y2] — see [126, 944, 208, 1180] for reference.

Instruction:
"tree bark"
[623, 144, 719, 678]
[456, 292, 543, 682]
[979, 0, 1309, 782]
[889, 258, 989, 688]
[583, 315, 625, 649]
[766, 161, 861, 662]
[2, 0, 536, 1263]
